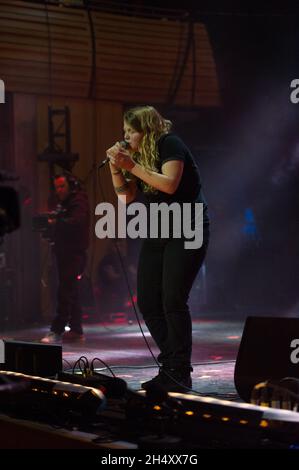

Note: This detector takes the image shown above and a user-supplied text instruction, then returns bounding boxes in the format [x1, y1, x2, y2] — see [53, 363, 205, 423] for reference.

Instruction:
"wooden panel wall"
[0, 1, 91, 98]
[36, 96, 123, 320]
[0, 1, 220, 106]
[1, 93, 124, 325]
[0, 93, 40, 326]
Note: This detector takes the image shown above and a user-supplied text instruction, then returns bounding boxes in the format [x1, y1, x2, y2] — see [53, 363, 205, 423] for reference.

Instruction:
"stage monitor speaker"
[0, 340, 62, 378]
[234, 316, 299, 402]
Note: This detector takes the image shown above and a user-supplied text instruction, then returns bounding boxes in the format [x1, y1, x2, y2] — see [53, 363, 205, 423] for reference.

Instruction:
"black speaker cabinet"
[234, 316, 299, 402]
[0, 340, 62, 377]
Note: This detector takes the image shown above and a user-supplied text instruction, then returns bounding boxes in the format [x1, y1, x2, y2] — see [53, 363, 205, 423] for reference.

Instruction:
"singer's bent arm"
[130, 160, 184, 195]
[109, 161, 137, 204]
[117, 179, 137, 204]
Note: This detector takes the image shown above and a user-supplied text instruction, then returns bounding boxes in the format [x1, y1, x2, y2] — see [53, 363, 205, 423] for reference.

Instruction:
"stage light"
[221, 416, 230, 422]
[259, 420, 269, 428]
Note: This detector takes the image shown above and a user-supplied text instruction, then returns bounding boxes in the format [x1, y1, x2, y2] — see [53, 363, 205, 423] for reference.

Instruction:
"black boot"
[141, 367, 166, 390]
[160, 367, 192, 393]
[142, 366, 192, 393]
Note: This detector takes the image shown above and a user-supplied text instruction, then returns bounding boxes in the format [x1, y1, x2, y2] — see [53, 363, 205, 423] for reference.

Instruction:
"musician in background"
[41, 173, 90, 343]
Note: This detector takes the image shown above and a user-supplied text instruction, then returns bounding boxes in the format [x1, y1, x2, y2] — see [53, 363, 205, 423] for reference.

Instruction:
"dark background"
[152, 1, 299, 315]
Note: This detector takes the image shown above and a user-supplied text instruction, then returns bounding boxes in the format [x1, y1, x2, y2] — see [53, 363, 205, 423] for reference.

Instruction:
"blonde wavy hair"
[124, 105, 172, 193]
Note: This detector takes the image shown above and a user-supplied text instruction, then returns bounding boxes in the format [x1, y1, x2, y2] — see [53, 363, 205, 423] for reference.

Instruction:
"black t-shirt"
[136, 133, 209, 227]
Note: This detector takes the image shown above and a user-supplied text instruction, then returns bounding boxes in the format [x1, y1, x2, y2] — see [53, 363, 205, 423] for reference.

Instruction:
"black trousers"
[137, 233, 209, 370]
[51, 250, 86, 335]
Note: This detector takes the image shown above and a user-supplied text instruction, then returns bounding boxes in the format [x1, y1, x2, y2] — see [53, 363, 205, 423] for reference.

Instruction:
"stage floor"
[1, 315, 243, 399]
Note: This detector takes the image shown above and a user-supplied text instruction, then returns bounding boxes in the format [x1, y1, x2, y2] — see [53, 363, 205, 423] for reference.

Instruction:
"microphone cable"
[85, 12, 204, 394]
[42, 3, 194, 395]
[96, 167, 160, 369]
[96, 166, 211, 397]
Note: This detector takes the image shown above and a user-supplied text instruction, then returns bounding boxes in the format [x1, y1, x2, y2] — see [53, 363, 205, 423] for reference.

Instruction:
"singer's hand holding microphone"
[106, 141, 135, 172]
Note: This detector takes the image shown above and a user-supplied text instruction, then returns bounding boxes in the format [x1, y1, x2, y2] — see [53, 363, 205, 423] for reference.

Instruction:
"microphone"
[98, 141, 130, 169]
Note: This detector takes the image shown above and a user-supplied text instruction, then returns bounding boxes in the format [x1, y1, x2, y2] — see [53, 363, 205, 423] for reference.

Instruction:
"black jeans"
[51, 250, 86, 335]
[137, 233, 209, 370]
